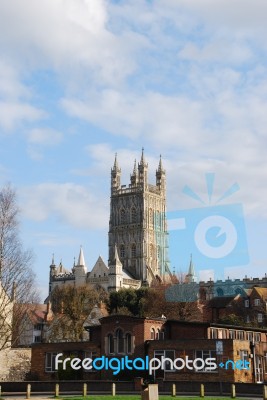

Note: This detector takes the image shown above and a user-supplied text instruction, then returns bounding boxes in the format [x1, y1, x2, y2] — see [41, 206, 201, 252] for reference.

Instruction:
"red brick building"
[31, 315, 267, 383]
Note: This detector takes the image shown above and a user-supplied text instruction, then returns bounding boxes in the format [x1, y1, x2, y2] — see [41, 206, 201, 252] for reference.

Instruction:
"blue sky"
[1, 0, 267, 300]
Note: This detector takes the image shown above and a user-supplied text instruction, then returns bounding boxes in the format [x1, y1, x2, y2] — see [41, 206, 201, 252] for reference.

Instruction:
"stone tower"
[108, 149, 170, 285]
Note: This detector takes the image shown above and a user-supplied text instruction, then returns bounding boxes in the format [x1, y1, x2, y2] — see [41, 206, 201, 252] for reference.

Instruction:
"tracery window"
[131, 244, 136, 258]
[108, 334, 114, 354]
[120, 209, 126, 224]
[131, 207, 137, 223]
[120, 245, 125, 259]
[116, 328, 124, 353]
[126, 333, 132, 353]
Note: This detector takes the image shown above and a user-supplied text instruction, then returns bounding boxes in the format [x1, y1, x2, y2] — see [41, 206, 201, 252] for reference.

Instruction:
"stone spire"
[131, 159, 138, 185]
[74, 246, 87, 285]
[138, 148, 148, 186]
[140, 147, 145, 166]
[77, 246, 86, 267]
[186, 254, 197, 283]
[156, 154, 166, 192]
[111, 153, 121, 192]
[158, 155, 163, 171]
[113, 153, 119, 172]
[113, 244, 122, 266]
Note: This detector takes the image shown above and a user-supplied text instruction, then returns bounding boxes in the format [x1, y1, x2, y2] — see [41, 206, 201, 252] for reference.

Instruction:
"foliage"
[107, 285, 202, 321]
[218, 314, 244, 326]
[107, 287, 148, 317]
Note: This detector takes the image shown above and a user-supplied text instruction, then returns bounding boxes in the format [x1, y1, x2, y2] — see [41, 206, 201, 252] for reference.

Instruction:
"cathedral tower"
[108, 149, 170, 285]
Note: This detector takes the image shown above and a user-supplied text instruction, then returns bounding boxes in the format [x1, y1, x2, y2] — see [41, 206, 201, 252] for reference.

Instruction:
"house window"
[108, 334, 114, 354]
[45, 353, 58, 372]
[120, 245, 125, 259]
[245, 300, 249, 308]
[254, 333, 261, 342]
[236, 330, 244, 340]
[246, 315, 250, 324]
[120, 209, 126, 224]
[254, 299, 260, 306]
[116, 329, 124, 353]
[210, 328, 218, 339]
[34, 335, 41, 343]
[258, 313, 263, 323]
[131, 244, 136, 258]
[150, 328, 155, 340]
[240, 350, 249, 364]
[131, 208, 137, 223]
[229, 330, 235, 339]
[154, 350, 175, 371]
[246, 331, 253, 341]
[195, 350, 217, 372]
[126, 333, 132, 354]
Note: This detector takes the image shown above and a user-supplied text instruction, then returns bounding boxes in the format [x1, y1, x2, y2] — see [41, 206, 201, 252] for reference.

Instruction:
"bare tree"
[47, 285, 104, 341]
[0, 184, 38, 349]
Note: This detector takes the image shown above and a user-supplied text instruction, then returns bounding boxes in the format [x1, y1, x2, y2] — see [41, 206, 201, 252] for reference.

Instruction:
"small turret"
[108, 244, 123, 291]
[130, 159, 138, 185]
[156, 155, 166, 192]
[74, 246, 87, 286]
[111, 153, 121, 193]
[138, 148, 148, 187]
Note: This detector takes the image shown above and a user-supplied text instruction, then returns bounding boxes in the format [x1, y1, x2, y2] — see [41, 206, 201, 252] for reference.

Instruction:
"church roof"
[89, 256, 109, 276]
[122, 268, 138, 280]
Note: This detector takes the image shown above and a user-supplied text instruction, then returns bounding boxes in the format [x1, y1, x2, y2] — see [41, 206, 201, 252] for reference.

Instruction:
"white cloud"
[21, 183, 109, 229]
[27, 128, 63, 146]
[0, 101, 45, 131]
[0, 0, 147, 88]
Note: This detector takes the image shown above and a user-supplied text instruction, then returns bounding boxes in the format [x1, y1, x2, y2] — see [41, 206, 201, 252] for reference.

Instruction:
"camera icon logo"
[167, 174, 249, 274]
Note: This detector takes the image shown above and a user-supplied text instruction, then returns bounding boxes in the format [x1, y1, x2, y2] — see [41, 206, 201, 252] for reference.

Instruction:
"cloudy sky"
[1, 0, 267, 299]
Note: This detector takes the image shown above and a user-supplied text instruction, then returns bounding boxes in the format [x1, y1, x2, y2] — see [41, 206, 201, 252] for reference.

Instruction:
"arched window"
[157, 245, 160, 261]
[216, 288, 224, 297]
[116, 329, 124, 353]
[126, 333, 132, 354]
[156, 328, 160, 340]
[120, 209, 126, 224]
[150, 244, 153, 258]
[120, 245, 125, 259]
[150, 328, 155, 340]
[131, 207, 137, 223]
[131, 244, 136, 258]
[149, 208, 153, 225]
[108, 334, 114, 354]
[156, 211, 160, 227]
